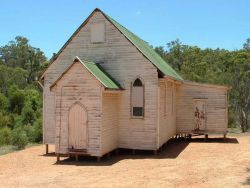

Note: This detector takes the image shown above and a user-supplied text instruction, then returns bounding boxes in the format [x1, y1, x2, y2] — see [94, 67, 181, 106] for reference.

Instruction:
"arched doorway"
[68, 102, 87, 149]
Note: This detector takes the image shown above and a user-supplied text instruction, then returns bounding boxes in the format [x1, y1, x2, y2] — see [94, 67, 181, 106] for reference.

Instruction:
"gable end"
[41, 8, 182, 81]
[50, 56, 121, 90]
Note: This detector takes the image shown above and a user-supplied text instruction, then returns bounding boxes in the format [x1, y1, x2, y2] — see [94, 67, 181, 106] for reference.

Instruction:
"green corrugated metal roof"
[105, 14, 183, 81]
[77, 57, 121, 89]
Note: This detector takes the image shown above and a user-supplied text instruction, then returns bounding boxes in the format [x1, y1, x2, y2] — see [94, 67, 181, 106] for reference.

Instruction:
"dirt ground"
[0, 134, 249, 188]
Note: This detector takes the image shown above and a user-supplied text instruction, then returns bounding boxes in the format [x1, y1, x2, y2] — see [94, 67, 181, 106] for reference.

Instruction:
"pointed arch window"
[131, 78, 144, 118]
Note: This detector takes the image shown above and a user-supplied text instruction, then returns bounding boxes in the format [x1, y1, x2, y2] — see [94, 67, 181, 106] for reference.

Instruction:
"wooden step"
[68, 148, 89, 161]
[68, 148, 86, 152]
[69, 151, 89, 155]
[68, 148, 88, 155]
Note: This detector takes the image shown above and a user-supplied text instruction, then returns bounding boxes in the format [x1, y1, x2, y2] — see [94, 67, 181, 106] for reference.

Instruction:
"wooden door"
[194, 100, 206, 131]
[68, 103, 87, 149]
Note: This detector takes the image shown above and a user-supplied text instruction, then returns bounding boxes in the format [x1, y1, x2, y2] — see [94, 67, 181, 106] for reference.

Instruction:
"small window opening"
[131, 78, 144, 118]
[133, 78, 143, 86]
[90, 22, 105, 43]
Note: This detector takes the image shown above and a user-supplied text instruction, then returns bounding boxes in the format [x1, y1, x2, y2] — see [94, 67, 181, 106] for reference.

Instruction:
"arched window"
[133, 78, 143, 86]
[131, 78, 144, 117]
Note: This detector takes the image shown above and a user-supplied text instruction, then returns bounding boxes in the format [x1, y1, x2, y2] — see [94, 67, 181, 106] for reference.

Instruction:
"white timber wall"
[43, 10, 159, 150]
[158, 79, 177, 147]
[53, 62, 102, 156]
[176, 82, 228, 133]
[43, 80, 55, 144]
[101, 93, 119, 155]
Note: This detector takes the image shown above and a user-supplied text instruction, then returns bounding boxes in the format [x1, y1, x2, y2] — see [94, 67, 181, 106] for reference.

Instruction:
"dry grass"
[0, 143, 41, 156]
[0, 133, 249, 188]
[0, 145, 18, 156]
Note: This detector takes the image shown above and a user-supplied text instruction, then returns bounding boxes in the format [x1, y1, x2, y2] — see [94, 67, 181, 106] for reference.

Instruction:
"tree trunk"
[239, 109, 245, 133]
[240, 109, 248, 133]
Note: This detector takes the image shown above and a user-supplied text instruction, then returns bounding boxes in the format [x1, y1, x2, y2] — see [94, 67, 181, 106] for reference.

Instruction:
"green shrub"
[228, 109, 237, 128]
[33, 118, 42, 142]
[23, 118, 42, 143]
[0, 112, 11, 128]
[7, 113, 16, 129]
[0, 93, 9, 110]
[0, 127, 12, 146]
[11, 127, 28, 149]
[24, 88, 41, 111]
[8, 85, 25, 114]
[12, 114, 23, 128]
[23, 124, 34, 142]
[21, 102, 35, 124]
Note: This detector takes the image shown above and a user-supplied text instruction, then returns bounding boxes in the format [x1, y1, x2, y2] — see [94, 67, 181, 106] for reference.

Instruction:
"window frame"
[90, 22, 105, 43]
[131, 77, 145, 119]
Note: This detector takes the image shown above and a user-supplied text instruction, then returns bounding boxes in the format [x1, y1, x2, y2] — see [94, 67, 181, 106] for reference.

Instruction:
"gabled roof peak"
[41, 8, 183, 81]
[93, 8, 102, 12]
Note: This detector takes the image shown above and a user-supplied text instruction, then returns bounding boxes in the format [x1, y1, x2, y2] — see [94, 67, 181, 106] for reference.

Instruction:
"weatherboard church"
[40, 8, 229, 161]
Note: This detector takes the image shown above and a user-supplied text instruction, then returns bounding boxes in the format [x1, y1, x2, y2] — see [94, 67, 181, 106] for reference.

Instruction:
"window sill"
[131, 116, 144, 119]
[91, 41, 105, 44]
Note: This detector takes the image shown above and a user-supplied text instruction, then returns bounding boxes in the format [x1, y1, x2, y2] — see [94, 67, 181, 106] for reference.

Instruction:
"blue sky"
[0, 0, 249, 58]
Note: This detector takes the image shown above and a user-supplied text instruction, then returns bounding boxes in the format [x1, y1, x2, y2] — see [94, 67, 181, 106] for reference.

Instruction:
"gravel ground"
[0, 133, 249, 188]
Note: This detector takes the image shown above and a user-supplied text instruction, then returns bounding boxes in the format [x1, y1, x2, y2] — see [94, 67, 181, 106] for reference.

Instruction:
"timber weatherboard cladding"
[42, 8, 229, 157]
[158, 79, 177, 147]
[41, 8, 183, 81]
[50, 57, 121, 90]
[53, 62, 102, 156]
[105, 14, 183, 81]
[44, 10, 159, 153]
[176, 82, 228, 133]
[101, 93, 119, 155]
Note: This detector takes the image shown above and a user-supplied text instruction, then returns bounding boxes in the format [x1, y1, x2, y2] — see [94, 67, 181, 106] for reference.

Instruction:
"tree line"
[0, 36, 48, 149]
[0, 36, 249, 149]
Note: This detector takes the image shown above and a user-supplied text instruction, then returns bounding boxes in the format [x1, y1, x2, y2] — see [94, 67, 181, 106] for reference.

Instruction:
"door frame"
[193, 98, 207, 131]
[67, 101, 88, 149]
